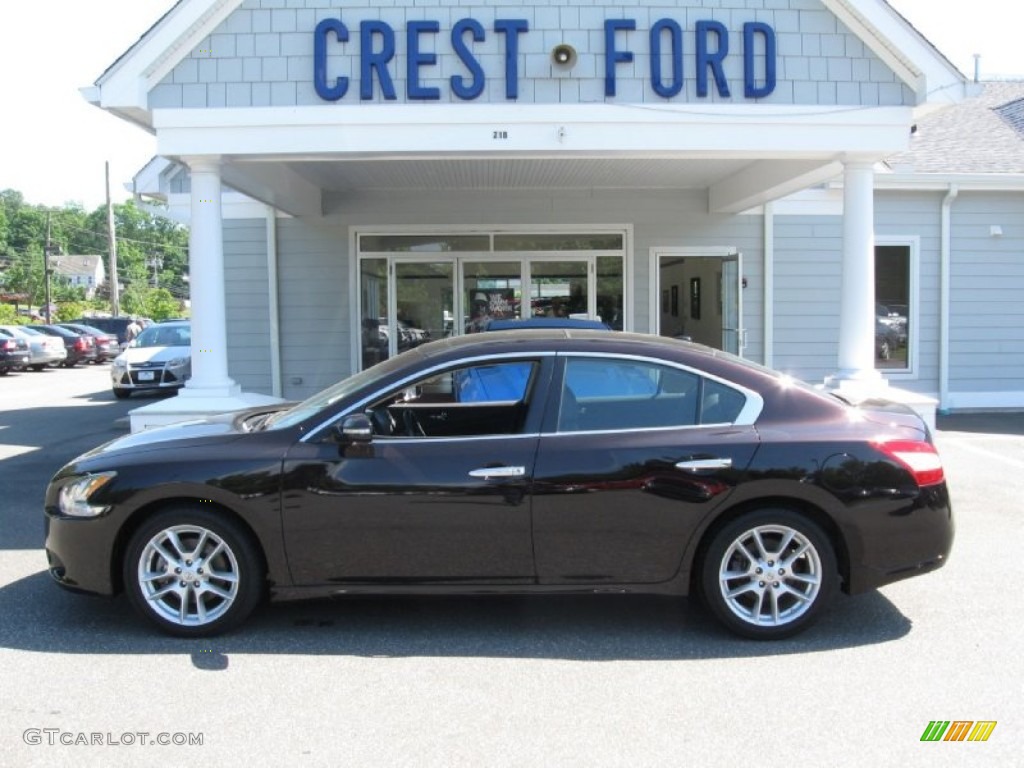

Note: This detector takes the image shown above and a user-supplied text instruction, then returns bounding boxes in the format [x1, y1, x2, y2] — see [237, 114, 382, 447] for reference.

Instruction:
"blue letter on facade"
[696, 20, 730, 98]
[360, 21, 397, 100]
[605, 19, 636, 97]
[408, 21, 441, 100]
[650, 19, 683, 98]
[494, 19, 528, 99]
[314, 18, 349, 101]
[743, 22, 776, 99]
[451, 18, 486, 100]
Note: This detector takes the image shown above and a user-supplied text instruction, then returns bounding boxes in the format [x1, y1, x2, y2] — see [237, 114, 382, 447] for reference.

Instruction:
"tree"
[0, 191, 190, 314]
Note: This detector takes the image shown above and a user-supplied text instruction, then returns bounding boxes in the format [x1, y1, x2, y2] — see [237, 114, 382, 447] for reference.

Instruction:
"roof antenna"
[973, 54, 981, 83]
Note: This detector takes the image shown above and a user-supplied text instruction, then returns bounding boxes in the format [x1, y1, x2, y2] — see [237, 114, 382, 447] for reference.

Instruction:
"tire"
[123, 506, 264, 637]
[700, 509, 837, 640]
[31, 364, 47, 371]
[113, 388, 131, 399]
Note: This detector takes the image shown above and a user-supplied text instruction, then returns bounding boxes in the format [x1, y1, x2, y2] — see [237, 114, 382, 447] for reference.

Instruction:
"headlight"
[112, 358, 127, 369]
[166, 357, 189, 368]
[58, 472, 117, 518]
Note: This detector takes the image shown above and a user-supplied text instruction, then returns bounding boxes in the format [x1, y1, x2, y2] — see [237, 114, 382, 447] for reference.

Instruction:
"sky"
[0, 0, 1021, 212]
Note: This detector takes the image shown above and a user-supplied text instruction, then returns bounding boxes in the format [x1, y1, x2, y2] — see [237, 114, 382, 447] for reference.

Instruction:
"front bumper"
[111, 363, 189, 392]
[44, 511, 121, 595]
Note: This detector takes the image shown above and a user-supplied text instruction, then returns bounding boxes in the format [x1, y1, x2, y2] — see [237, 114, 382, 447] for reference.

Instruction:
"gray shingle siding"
[152, 0, 912, 110]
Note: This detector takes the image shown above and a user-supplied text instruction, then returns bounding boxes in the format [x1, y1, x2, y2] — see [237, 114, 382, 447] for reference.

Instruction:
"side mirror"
[337, 413, 373, 442]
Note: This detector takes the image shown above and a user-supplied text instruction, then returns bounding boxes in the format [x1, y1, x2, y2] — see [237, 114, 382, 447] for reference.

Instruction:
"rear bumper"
[0, 353, 30, 370]
[845, 484, 954, 594]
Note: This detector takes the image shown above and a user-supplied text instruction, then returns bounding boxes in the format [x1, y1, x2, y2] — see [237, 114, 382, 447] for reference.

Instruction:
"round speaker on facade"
[551, 44, 577, 68]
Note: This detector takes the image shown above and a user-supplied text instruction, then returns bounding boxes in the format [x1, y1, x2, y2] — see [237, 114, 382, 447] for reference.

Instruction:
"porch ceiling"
[282, 156, 750, 193]
[218, 155, 843, 216]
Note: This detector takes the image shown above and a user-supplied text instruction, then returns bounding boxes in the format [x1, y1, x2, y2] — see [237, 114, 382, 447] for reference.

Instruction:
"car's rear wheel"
[700, 509, 837, 640]
[31, 364, 46, 371]
[123, 507, 263, 637]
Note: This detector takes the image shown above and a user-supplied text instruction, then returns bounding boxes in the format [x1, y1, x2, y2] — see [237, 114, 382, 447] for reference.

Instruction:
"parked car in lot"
[110, 320, 191, 398]
[45, 331, 953, 639]
[0, 328, 31, 374]
[57, 323, 118, 363]
[0, 325, 67, 370]
[26, 324, 98, 367]
[71, 316, 151, 348]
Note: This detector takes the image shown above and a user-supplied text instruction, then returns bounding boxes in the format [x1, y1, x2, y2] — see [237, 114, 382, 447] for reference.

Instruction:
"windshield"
[134, 324, 190, 348]
[263, 352, 416, 431]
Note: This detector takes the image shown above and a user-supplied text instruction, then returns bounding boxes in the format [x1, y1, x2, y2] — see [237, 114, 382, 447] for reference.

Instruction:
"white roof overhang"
[86, 0, 970, 216]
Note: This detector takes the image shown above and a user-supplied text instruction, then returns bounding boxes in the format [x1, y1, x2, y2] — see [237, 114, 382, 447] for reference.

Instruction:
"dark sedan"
[44, 331, 953, 639]
[57, 323, 118, 362]
[0, 329, 31, 374]
[27, 324, 98, 367]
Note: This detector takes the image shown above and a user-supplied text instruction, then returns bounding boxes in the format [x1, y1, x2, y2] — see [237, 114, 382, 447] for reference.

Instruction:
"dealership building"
[82, 0, 1023, 431]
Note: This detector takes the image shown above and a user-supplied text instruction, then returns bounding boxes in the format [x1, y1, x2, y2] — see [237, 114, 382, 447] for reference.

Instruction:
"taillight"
[74, 338, 87, 350]
[1, 339, 14, 351]
[875, 439, 945, 487]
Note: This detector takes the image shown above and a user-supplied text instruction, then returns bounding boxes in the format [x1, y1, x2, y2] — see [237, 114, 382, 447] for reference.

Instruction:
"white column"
[832, 161, 882, 385]
[181, 157, 240, 398]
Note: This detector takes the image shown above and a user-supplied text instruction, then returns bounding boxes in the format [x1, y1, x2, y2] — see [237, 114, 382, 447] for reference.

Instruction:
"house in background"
[51, 254, 106, 299]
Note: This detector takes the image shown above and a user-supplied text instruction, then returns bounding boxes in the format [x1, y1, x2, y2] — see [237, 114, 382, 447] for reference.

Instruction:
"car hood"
[117, 345, 190, 364]
[81, 411, 247, 460]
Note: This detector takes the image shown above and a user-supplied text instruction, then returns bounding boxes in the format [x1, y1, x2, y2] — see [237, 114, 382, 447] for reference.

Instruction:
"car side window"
[557, 358, 747, 432]
[700, 378, 747, 424]
[367, 361, 536, 438]
[558, 358, 701, 432]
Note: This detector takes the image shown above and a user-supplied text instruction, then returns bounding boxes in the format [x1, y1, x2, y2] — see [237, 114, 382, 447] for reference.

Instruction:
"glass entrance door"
[461, 261, 522, 333]
[395, 261, 453, 351]
[720, 255, 742, 354]
[528, 260, 589, 320]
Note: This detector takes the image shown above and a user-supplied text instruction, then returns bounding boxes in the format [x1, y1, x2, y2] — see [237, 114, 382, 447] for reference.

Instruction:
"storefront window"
[396, 262, 453, 347]
[875, 244, 911, 371]
[494, 233, 623, 251]
[596, 255, 624, 330]
[357, 229, 628, 369]
[463, 261, 521, 332]
[360, 258, 389, 368]
[360, 235, 489, 252]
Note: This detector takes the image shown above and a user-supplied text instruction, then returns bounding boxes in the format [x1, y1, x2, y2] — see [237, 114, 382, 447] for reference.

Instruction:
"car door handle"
[468, 466, 526, 479]
[675, 458, 733, 471]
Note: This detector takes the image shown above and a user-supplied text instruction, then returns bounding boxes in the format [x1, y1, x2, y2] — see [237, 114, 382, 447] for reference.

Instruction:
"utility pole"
[106, 161, 120, 316]
[44, 212, 55, 323]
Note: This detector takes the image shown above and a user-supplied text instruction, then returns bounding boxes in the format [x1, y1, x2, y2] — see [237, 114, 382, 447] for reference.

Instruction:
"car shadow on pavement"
[0, 570, 911, 662]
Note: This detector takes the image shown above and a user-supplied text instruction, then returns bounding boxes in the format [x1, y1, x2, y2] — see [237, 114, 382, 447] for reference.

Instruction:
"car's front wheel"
[123, 507, 264, 637]
[700, 509, 837, 640]
[112, 388, 131, 399]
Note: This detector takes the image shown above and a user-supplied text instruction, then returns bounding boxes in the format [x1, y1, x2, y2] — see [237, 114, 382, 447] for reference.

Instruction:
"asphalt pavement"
[0, 364, 1020, 767]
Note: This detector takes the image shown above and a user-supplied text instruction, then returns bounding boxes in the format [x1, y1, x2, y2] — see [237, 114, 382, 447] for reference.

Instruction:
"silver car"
[110, 321, 191, 399]
[0, 325, 67, 370]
